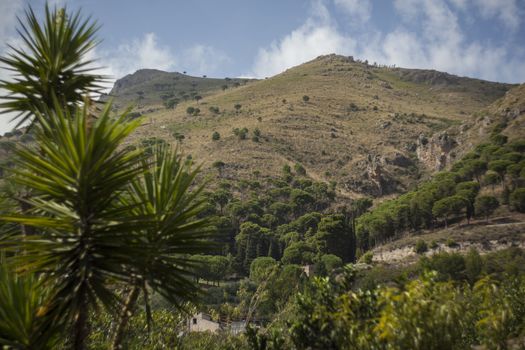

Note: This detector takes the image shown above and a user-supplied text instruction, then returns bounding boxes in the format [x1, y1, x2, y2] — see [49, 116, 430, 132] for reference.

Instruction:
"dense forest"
[0, 5, 524, 350]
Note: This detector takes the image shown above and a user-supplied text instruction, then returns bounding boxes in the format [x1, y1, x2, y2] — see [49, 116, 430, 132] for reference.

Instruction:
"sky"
[0, 0, 525, 132]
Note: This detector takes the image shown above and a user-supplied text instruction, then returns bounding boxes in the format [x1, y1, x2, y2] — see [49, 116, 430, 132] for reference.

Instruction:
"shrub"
[415, 240, 428, 254]
[294, 163, 306, 176]
[233, 127, 248, 140]
[302, 95, 310, 103]
[212, 131, 220, 141]
[359, 251, 373, 264]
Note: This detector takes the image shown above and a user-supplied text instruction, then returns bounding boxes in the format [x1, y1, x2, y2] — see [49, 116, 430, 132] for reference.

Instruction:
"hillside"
[110, 55, 516, 199]
[103, 69, 253, 109]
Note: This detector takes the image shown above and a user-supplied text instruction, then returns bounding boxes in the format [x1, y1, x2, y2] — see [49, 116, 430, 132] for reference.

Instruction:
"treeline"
[196, 168, 363, 275]
[356, 136, 525, 251]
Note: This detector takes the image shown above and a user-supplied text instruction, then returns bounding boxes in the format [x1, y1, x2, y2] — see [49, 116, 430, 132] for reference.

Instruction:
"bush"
[233, 127, 248, 140]
[359, 251, 373, 264]
[302, 95, 310, 103]
[212, 131, 220, 141]
[415, 240, 428, 254]
[294, 163, 306, 176]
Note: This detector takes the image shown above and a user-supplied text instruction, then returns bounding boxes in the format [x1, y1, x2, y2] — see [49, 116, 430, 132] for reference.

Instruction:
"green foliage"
[0, 6, 104, 128]
[302, 95, 310, 103]
[432, 195, 466, 226]
[211, 131, 220, 141]
[414, 239, 428, 254]
[510, 188, 525, 212]
[250, 257, 277, 283]
[294, 163, 306, 176]
[233, 127, 249, 140]
[0, 259, 60, 349]
[475, 195, 499, 220]
[314, 214, 354, 262]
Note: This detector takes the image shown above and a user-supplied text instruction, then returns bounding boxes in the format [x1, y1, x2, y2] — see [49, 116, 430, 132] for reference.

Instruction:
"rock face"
[416, 132, 456, 171]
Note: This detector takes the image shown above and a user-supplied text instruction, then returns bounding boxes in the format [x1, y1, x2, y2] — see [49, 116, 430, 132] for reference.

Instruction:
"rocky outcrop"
[416, 132, 456, 171]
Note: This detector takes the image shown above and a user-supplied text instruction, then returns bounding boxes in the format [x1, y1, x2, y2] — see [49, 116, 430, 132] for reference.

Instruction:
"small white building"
[188, 313, 221, 333]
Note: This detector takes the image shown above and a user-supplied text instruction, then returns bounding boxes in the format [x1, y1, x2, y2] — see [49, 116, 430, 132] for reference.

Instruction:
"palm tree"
[0, 256, 60, 350]
[1, 101, 146, 349]
[0, 5, 105, 128]
[111, 145, 215, 349]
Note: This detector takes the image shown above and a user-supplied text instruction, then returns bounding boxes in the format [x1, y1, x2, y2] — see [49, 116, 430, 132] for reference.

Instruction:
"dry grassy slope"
[114, 54, 514, 199]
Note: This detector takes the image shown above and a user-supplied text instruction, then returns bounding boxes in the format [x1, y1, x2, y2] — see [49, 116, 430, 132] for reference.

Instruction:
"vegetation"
[0, 4, 524, 350]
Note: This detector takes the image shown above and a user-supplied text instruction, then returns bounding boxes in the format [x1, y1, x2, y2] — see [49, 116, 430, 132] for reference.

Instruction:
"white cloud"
[98, 32, 176, 81]
[180, 45, 231, 77]
[251, 0, 525, 83]
[334, 0, 372, 22]
[476, 0, 521, 31]
[0, 0, 24, 134]
[251, 2, 356, 78]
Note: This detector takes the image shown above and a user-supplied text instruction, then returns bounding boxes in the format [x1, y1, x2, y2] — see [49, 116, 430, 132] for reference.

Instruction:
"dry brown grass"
[114, 55, 517, 199]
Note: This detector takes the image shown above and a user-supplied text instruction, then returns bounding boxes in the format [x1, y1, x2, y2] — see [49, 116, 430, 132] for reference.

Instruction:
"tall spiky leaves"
[0, 257, 59, 350]
[0, 5, 105, 128]
[0, 101, 145, 348]
[128, 145, 215, 306]
[112, 146, 215, 348]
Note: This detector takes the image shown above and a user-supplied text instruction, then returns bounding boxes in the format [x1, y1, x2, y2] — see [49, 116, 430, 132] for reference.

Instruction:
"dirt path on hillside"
[372, 221, 525, 265]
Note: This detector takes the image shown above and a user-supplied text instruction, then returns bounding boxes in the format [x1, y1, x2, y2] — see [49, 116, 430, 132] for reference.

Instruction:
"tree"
[484, 171, 500, 192]
[475, 195, 499, 222]
[212, 131, 220, 141]
[113, 145, 213, 348]
[250, 257, 277, 283]
[194, 95, 202, 103]
[0, 259, 61, 349]
[314, 215, 354, 262]
[0, 104, 145, 349]
[0, 6, 104, 128]
[432, 195, 466, 228]
[510, 188, 525, 213]
[211, 189, 231, 214]
[488, 160, 513, 188]
[221, 84, 228, 91]
[456, 181, 480, 224]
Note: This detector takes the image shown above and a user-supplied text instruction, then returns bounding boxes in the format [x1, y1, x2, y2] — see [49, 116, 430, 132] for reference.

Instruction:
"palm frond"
[0, 5, 106, 129]
[0, 99, 146, 327]
[124, 145, 217, 309]
[0, 256, 60, 349]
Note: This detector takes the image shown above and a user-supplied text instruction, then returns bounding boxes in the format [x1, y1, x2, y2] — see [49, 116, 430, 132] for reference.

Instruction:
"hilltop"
[107, 54, 518, 200]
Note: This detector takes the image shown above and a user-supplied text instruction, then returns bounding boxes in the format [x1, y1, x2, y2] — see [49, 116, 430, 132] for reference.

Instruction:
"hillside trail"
[372, 220, 525, 265]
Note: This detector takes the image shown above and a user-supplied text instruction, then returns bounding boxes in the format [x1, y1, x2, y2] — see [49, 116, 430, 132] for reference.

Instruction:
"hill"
[103, 69, 253, 110]
[109, 54, 516, 199]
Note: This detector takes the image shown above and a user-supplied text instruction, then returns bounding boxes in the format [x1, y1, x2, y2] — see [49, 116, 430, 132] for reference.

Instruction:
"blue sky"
[2, 0, 524, 81]
[0, 0, 524, 132]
